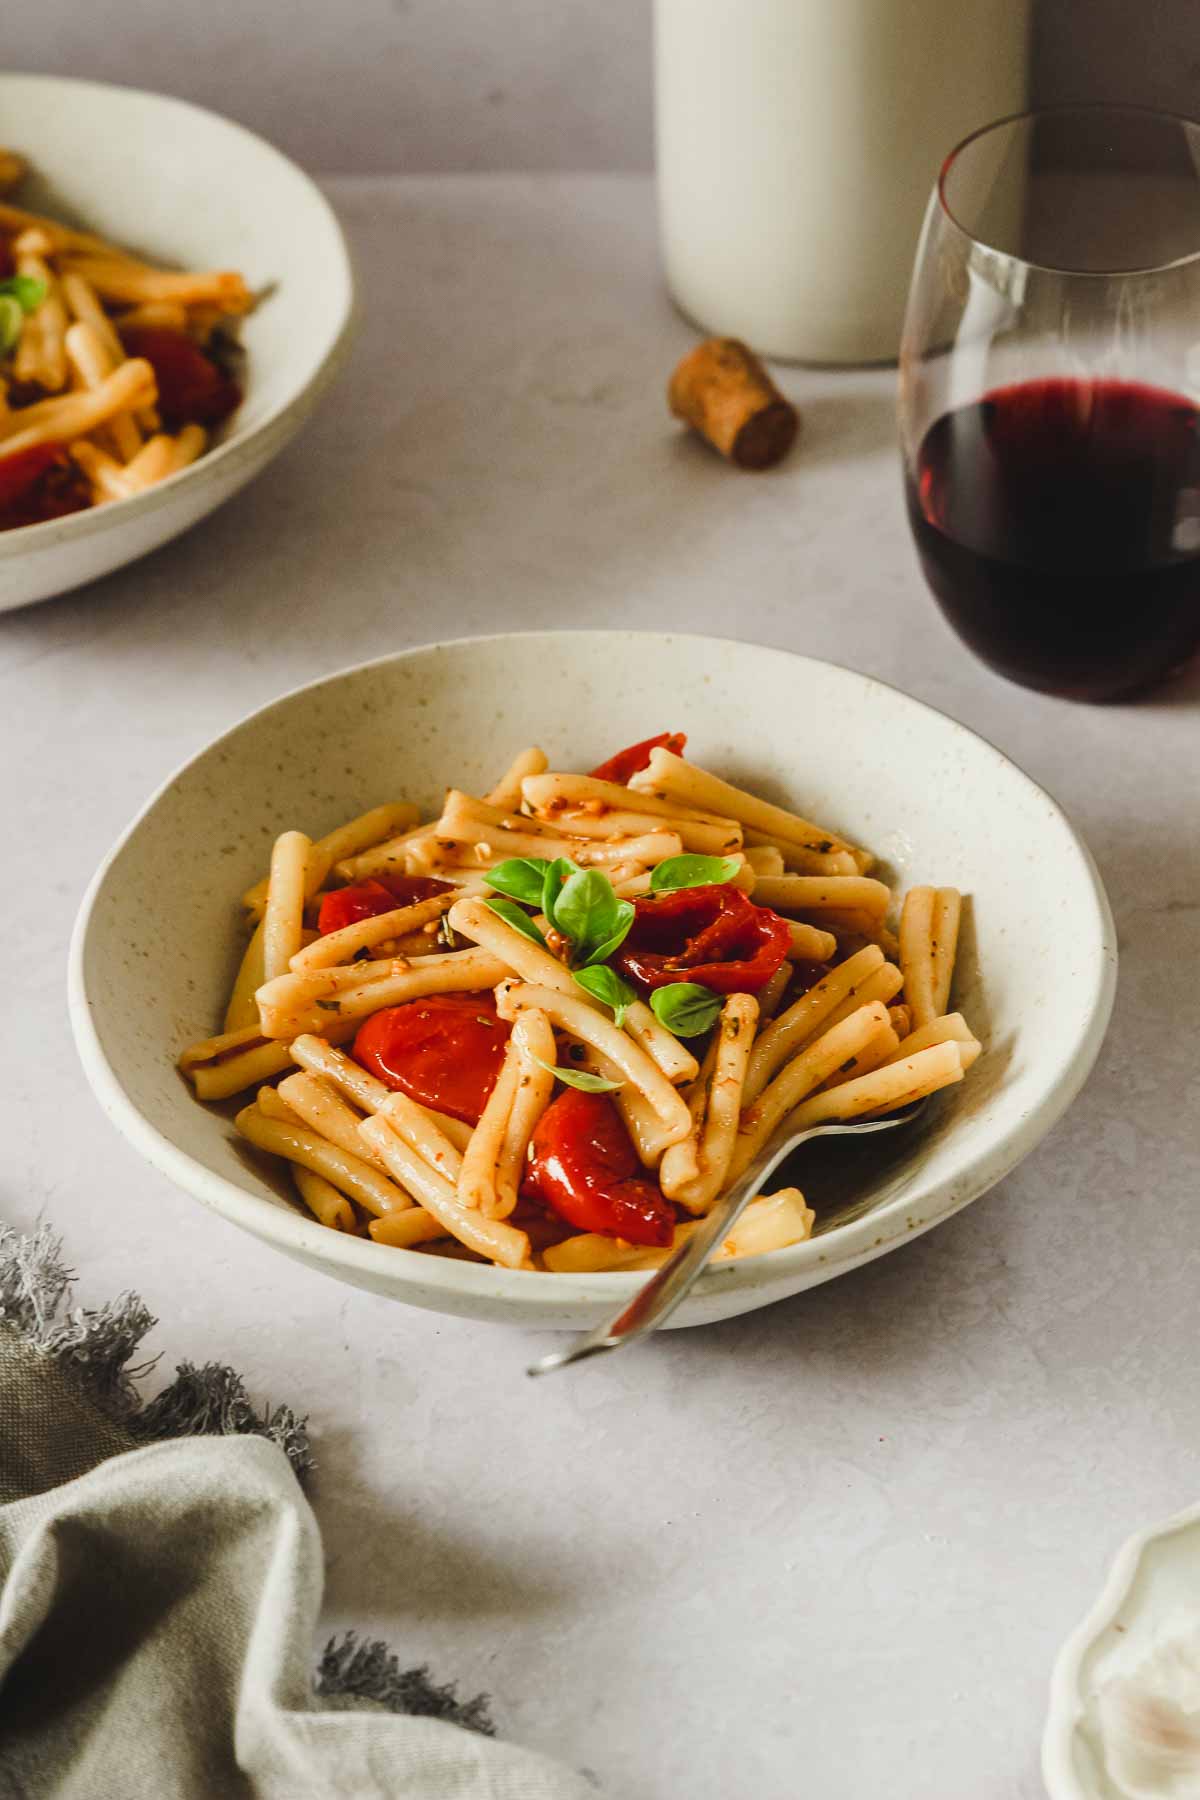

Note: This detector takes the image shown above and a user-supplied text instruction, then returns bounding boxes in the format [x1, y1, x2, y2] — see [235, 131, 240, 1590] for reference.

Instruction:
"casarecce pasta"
[179, 730, 981, 1272]
[0, 150, 252, 529]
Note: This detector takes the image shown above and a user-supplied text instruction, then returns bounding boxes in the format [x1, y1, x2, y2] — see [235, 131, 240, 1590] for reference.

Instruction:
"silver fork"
[527, 1100, 928, 1376]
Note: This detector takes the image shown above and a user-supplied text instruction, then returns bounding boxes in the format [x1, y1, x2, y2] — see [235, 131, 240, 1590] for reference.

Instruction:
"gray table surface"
[4, 174, 1198, 1800]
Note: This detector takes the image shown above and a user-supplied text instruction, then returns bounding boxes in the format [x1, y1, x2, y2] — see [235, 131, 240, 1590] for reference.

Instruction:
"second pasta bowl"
[69, 632, 1117, 1329]
[0, 73, 353, 611]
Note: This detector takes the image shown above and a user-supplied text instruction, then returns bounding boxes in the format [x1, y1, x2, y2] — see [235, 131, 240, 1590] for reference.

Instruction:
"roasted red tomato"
[588, 731, 686, 785]
[317, 874, 450, 936]
[119, 325, 242, 427]
[377, 874, 453, 906]
[0, 442, 90, 528]
[614, 883, 792, 994]
[0, 443, 62, 511]
[353, 993, 511, 1124]
[526, 1090, 675, 1245]
[318, 880, 397, 935]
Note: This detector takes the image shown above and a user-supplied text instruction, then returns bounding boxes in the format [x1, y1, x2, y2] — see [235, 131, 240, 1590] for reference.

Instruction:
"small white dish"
[69, 632, 1118, 1330]
[1044, 1503, 1200, 1799]
[0, 73, 353, 612]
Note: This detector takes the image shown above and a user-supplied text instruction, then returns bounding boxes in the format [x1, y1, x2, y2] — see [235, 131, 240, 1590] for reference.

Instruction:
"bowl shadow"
[664, 1164, 1020, 1380]
[312, 1423, 595, 1628]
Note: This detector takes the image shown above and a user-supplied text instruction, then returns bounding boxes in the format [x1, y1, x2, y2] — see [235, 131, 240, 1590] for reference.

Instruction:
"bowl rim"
[68, 631, 1119, 1316]
[1042, 1499, 1200, 1798]
[0, 70, 356, 555]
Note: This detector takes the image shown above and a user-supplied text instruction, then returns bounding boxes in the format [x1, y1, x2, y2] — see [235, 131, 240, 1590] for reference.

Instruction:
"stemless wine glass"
[899, 106, 1200, 701]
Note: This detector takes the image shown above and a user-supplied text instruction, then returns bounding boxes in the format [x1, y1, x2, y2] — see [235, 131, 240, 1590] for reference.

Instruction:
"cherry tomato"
[0, 442, 90, 529]
[0, 443, 65, 511]
[318, 880, 398, 935]
[317, 874, 450, 936]
[0, 239, 14, 280]
[377, 874, 452, 906]
[614, 883, 792, 995]
[353, 994, 510, 1124]
[118, 325, 242, 427]
[588, 731, 687, 785]
[526, 1090, 675, 1245]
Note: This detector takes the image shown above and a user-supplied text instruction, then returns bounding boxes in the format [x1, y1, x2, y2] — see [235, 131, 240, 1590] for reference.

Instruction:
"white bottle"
[654, 0, 1031, 364]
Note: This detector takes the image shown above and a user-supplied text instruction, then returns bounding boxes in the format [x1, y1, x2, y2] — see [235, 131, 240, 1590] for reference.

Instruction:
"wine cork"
[668, 337, 798, 470]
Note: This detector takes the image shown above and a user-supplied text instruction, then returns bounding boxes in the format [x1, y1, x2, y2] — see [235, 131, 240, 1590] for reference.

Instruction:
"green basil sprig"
[0, 276, 46, 354]
[554, 870, 635, 966]
[649, 981, 723, 1037]
[540, 856, 578, 933]
[1, 275, 47, 311]
[487, 855, 635, 968]
[486, 857, 552, 907]
[530, 1053, 623, 1094]
[573, 963, 637, 1026]
[486, 857, 728, 1042]
[0, 300, 22, 356]
[586, 905, 636, 966]
[649, 854, 742, 893]
[484, 897, 547, 947]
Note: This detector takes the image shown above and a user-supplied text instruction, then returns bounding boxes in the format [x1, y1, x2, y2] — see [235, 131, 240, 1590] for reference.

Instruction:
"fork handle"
[527, 1103, 925, 1375]
[527, 1131, 803, 1375]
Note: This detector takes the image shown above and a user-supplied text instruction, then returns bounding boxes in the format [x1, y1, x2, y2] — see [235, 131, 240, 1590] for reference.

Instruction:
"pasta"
[233, 1103, 412, 1217]
[262, 831, 310, 980]
[494, 979, 694, 1150]
[376, 1092, 466, 1183]
[456, 1045, 524, 1216]
[255, 947, 510, 1039]
[628, 750, 872, 873]
[542, 1188, 816, 1272]
[358, 1115, 532, 1268]
[242, 802, 420, 920]
[495, 1011, 558, 1218]
[291, 893, 455, 972]
[179, 732, 981, 1272]
[292, 1167, 357, 1234]
[660, 995, 759, 1212]
[0, 152, 253, 530]
[446, 896, 697, 1085]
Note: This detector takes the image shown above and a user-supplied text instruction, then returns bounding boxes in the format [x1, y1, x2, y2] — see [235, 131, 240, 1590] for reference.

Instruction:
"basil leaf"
[649, 854, 742, 893]
[530, 1053, 623, 1094]
[573, 963, 637, 1026]
[0, 274, 46, 314]
[541, 857, 580, 933]
[487, 857, 552, 907]
[582, 899, 636, 967]
[484, 897, 547, 947]
[554, 869, 622, 959]
[0, 296, 22, 354]
[650, 981, 723, 1038]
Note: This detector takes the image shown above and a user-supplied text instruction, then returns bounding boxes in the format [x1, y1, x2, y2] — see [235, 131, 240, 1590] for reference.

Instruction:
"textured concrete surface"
[3, 177, 1198, 1799]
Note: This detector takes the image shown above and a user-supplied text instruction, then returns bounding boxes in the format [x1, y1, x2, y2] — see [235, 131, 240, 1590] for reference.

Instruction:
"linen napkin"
[0, 1227, 595, 1799]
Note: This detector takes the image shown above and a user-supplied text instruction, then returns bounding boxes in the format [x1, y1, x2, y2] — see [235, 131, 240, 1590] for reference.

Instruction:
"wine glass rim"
[937, 101, 1200, 279]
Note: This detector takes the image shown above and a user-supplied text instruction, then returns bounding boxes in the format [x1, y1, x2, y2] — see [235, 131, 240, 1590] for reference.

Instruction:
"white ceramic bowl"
[69, 633, 1117, 1330]
[1044, 1503, 1200, 1798]
[0, 73, 353, 612]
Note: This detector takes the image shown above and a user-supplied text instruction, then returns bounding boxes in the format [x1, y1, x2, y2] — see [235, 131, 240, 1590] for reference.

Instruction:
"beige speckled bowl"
[0, 73, 353, 612]
[69, 633, 1117, 1329]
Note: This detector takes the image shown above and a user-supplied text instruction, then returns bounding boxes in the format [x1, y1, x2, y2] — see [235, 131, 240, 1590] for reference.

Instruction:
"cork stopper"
[668, 337, 798, 470]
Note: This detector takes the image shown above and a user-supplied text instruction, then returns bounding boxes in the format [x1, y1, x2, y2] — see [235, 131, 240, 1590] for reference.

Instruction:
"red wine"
[906, 378, 1200, 700]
